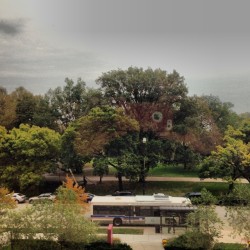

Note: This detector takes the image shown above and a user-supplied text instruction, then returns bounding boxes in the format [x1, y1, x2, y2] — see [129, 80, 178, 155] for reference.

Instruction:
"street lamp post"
[142, 137, 147, 195]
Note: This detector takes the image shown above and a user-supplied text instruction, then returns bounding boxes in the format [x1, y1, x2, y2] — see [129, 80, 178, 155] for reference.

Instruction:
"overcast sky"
[0, 0, 250, 113]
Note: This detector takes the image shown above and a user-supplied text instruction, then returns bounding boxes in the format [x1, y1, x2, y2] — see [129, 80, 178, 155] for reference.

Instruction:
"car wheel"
[113, 218, 122, 226]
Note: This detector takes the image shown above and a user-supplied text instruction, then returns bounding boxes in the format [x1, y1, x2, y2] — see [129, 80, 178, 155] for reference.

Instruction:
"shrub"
[8, 240, 132, 250]
[85, 241, 132, 250]
[213, 242, 246, 250]
[10, 239, 61, 250]
[166, 231, 213, 250]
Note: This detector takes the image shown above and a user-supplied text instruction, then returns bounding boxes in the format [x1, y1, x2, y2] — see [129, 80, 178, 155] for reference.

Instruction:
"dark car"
[185, 192, 202, 204]
[86, 193, 95, 202]
[112, 191, 135, 196]
[185, 192, 202, 199]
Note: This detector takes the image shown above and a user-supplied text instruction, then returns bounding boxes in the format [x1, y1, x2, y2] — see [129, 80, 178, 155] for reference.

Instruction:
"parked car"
[86, 193, 95, 202]
[11, 193, 27, 203]
[29, 193, 56, 204]
[112, 191, 135, 196]
[185, 192, 202, 204]
[185, 192, 202, 199]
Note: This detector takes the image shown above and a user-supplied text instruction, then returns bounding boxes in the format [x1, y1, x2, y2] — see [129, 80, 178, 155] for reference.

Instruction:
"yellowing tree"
[0, 187, 16, 212]
[56, 175, 89, 213]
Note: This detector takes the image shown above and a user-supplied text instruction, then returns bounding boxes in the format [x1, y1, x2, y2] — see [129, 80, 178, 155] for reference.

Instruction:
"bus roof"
[91, 194, 191, 206]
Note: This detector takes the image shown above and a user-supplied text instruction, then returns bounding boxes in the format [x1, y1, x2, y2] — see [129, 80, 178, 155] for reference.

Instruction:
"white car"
[11, 193, 27, 203]
[28, 193, 56, 203]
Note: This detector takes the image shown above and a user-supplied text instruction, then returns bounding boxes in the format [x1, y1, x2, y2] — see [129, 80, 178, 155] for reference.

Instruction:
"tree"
[239, 117, 250, 144]
[73, 106, 139, 190]
[14, 89, 37, 127]
[185, 206, 223, 249]
[59, 175, 89, 210]
[0, 87, 17, 129]
[173, 96, 222, 156]
[226, 184, 250, 239]
[61, 121, 90, 173]
[74, 106, 139, 157]
[202, 95, 240, 133]
[45, 78, 107, 130]
[199, 126, 250, 191]
[0, 180, 97, 248]
[97, 67, 188, 133]
[45, 78, 87, 129]
[92, 157, 109, 183]
[0, 187, 16, 213]
[0, 124, 61, 191]
[97, 67, 225, 176]
[32, 97, 59, 131]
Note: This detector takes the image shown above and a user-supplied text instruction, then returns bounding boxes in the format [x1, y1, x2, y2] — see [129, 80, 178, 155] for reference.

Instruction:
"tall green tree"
[11, 87, 38, 127]
[45, 78, 87, 129]
[45, 78, 107, 130]
[60, 121, 90, 173]
[199, 126, 250, 191]
[0, 87, 17, 129]
[0, 124, 61, 191]
[173, 96, 223, 157]
[73, 106, 139, 189]
[202, 95, 240, 133]
[226, 184, 250, 239]
[97, 67, 188, 133]
[74, 106, 139, 156]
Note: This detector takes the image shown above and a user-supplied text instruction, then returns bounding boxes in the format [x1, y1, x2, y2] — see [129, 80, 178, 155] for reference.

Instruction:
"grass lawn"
[148, 164, 199, 177]
[98, 228, 144, 235]
[86, 163, 200, 178]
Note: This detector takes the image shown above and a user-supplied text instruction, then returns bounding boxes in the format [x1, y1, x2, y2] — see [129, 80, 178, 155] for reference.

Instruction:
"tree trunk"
[228, 182, 234, 193]
[117, 172, 123, 191]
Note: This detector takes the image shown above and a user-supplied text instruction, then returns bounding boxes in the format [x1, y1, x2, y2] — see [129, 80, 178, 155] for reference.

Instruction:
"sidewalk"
[115, 227, 179, 250]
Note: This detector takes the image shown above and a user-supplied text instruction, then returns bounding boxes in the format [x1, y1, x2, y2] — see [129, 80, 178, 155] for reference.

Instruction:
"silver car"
[28, 193, 56, 204]
[11, 193, 27, 203]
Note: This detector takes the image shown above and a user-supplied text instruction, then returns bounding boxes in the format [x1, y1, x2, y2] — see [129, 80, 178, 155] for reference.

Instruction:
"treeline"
[0, 67, 250, 193]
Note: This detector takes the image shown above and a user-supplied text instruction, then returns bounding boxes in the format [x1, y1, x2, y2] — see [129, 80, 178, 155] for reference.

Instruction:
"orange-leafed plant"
[56, 175, 89, 213]
[0, 187, 16, 212]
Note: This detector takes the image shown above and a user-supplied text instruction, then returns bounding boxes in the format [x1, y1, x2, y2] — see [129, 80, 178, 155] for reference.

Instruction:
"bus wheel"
[113, 218, 122, 226]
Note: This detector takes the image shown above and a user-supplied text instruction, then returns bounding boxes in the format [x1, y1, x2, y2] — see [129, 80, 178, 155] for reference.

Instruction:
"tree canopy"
[199, 126, 250, 189]
[0, 124, 61, 191]
[74, 106, 139, 157]
[97, 67, 188, 133]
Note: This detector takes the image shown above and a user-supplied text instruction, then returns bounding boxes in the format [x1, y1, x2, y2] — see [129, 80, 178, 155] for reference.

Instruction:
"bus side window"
[154, 210, 160, 216]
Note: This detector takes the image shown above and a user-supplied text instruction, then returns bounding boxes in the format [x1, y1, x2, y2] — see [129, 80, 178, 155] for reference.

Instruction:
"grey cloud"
[0, 19, 23, 35]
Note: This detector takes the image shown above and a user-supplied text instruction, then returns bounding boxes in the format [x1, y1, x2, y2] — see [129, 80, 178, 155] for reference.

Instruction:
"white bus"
[90, 193, 196, 227]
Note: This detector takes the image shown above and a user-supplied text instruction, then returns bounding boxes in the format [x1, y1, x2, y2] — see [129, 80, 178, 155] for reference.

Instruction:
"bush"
[8, 240, 132, 250]
[166, 231, 213, 250]
[85, 242, 132, 250]
[10, 239, 61, 250]
[213, 242, 246, 250]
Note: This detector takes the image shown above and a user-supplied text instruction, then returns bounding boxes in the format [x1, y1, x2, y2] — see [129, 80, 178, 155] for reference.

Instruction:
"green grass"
[98, 228, 144, 235]
[88, 164, 200, 178]
[148, 164, 199, 177]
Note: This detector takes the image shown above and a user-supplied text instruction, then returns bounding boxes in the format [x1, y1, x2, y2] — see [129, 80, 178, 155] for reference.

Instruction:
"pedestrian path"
[44, 171, 248, 184]
[114, 227, 181, 250]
